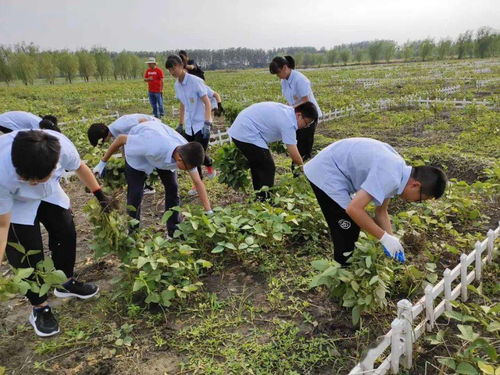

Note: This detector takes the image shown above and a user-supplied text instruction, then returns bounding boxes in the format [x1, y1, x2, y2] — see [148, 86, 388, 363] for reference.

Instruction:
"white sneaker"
[188, 188, 198, 196]
[143, 186, 156, 195]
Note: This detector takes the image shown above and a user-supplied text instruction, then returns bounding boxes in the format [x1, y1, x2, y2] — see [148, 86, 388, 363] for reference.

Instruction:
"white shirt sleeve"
[196, 81, 208, 98]
[58, 135, 81, 171]
[295, 76, 311, 98]
[360, 166, 400, 206]
[0, 186, 13, 215]
[281, 125, 297, 145]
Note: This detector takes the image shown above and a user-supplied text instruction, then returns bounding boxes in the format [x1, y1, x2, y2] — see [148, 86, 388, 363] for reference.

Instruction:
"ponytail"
[269, 55, 295, 74]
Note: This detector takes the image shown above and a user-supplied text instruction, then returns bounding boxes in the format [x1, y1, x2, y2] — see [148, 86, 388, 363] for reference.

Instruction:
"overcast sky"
[0, 0, 498, 51]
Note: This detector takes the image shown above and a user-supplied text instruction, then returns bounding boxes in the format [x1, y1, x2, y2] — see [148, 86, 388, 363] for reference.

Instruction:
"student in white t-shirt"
[0, 111, 60, 133]
[269, 56, 322, 162]
[304, 138, 448, 266]
[165, 55, 216, 185]
[0, 130, 110, 337]
[92, 121, 213, 236]
[87, 114, 159, 194]
[228, 101, 318, 200]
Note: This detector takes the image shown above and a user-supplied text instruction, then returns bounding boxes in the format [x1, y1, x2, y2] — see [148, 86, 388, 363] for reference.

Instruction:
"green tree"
[436, 39, 452, 60]
[114, 51, 132, 79]
[475, 27, 497, 58]
[339, 49, 351, 65]
[58, 51, 79, 83]
[402, 42, 414, 62]
[456, 30, 473, 59]
[419, 39, 434, 61]
[0, 47, 14, 85]
[77, 50, 97, 82]
[129, 54, 143, 78]
[368, 41, 383, 64]
[353, 49, 364, 64]
[383, 41, 396, 63]
[13, 53, 37, 85]
[326, 49, 338, 65]
[38, 52, 58, 84]
[92, 48, 113, 80]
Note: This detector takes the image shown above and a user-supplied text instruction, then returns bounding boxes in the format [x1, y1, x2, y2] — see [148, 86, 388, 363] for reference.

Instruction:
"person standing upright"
[179, 50, 205, 81]
[144, 57, 165, 118]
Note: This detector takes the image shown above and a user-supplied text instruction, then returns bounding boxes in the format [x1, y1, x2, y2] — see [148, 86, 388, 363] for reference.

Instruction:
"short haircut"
[269, 56, 295, 74]
[42, 115, 58, 126]
[12, 130, 61, 180]
[294, 102, 318, 123]
[39, 119, 61, 133]
[178, 50, 187, 57]
[177, 142, 204, 169]
[411, 166, 448, 199]
[165, 55, 183, 69]
[87, 123, 109, 147]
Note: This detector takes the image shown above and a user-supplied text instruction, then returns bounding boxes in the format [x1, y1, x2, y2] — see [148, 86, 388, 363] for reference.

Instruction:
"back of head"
[178, 142, 204, 169]
[42, 115, 58, 126]
[12, 130, 61, 180]
[269, 55, 295, 74]
[295, 102, 318, 123]
[166, 55, 183, 69]
[39, 119, 61, 133]
[178, 50, 187, 58]
[412, 166, 448, 199]
[87, 123, 109, 147]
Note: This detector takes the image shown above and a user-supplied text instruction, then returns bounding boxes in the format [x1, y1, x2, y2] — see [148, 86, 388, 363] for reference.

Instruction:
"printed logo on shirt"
[338, 219, 351, 230]
[189, 97, 195, 104]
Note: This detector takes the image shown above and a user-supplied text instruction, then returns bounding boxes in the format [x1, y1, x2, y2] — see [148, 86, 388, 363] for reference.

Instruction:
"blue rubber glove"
[201, 121, 212, 139]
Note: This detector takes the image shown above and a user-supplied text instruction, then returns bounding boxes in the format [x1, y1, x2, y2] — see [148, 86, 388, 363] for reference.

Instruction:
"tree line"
[0, 26, 498, 85]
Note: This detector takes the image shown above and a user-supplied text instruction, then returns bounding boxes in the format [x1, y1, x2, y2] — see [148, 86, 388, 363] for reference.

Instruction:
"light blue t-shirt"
[0, 111, 41, 132]
[228, 102, 298, 149]
[206, 85, 218, 109]
[124, 121, 188, 174]
[174, 74, 209, 136]
[108, 114, 158, 138]
[0, 130, 81, 225]
[304, 138, 412, 209]
[281, 70, 322, 117]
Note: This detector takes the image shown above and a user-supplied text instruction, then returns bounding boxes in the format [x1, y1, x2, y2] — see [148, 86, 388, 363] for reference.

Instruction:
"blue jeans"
[148, 92, 164, 118]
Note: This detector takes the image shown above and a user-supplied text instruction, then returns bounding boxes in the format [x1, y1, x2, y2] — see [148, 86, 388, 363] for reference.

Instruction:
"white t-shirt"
[304, 138, 412, 209]
[228, 102, 298, 149]
[124, 121, 188, 174]
[108, 114, 158, 138]
[281, 70, 322, 117]
[174, 74, 209, 136]
[0, 111, 42, 132]
[0, 130, 81, 225]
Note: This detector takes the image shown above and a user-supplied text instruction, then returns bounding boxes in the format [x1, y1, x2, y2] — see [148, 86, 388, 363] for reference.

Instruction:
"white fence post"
[397, 299, 413, 369]
[443, 268, 452, 312]
[474, 241, 482, 281]
[390, 319, 404, 374]
[486, 229, 495, 262]
[424, 285, 434, 331]
[460, 253, 468, 302]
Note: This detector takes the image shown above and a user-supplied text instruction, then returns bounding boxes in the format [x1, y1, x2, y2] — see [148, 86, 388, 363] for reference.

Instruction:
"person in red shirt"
[144, 57, 165, 118]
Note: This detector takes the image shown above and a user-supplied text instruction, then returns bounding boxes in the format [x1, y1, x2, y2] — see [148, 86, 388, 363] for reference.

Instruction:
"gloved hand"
[380, 232, 406, 263]
[176, 124, 184, 134]
[205, 209, 214, 216]
[214, 103, 225, 117]
[93, 160, 107, 178]
[93, 188, 112, 213]
[291, 162, 303, 178]
[201, 121, 212, 139]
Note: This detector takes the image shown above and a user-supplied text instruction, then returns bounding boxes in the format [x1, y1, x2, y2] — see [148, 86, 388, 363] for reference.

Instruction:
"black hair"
[269, 56, 295, 74]
[294, 102, 318, 123]
[177, 142, 205, 169]
[39, 119, 61, 133]
[87, 123, 109, 147]
[411, 166, 448, 199]
[42, 115, 58, 126]
[178, 50, 187, 57]
[11, 130, 61, 180]
[165, 55, 184, 69]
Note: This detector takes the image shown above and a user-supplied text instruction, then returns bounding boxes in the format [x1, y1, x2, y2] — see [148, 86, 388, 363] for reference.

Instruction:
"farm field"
[0, 58, 499, 375]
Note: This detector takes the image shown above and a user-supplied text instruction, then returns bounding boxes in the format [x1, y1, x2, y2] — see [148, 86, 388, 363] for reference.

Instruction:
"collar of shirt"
[397, 165, 413, 194]
[284, 70, 297, 88]
[178, 73, 191, 87]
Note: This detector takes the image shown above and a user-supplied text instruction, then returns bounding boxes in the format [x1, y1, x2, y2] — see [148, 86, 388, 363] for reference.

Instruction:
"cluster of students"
[0, 54, 447, 337]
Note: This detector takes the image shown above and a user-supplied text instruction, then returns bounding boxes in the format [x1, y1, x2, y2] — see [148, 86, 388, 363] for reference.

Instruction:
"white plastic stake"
[475, 241, 482, 281]
[460, 253, 468, 302]
[397, 299, 413, 368]
[443, 268, 452, 312]
[425, 285, 434, 331]
[486, 229, 495, 262]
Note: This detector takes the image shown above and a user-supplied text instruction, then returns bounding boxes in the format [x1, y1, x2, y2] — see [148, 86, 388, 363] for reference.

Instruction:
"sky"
[0, 0, 498, 51]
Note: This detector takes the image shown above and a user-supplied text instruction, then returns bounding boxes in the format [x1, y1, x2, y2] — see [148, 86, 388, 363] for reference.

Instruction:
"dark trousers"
[184, 130, 212, 178]
[296, 121, 317, 161]
[309, 181, 360, 266]
[148, 92, 164, 118]
[233, 139, 275, 200]
[6, 201, 76, 305]
[0, 125, 12, 133]
[125, 162, 179, 235]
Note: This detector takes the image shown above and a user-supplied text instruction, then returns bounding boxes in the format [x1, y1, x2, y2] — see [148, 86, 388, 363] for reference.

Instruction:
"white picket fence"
[104, 98, 149, 109]
[407, 97, 496, 109]
[59, 111, 120, 126]
[209, 129, 231, 145]
[348, 223, 500, 375]
[476, 78, 500, 88]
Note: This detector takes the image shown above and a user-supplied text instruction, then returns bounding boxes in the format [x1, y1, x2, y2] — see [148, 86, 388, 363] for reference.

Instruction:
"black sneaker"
[54, 279, 99, 299]
[29, 306, 60, 337]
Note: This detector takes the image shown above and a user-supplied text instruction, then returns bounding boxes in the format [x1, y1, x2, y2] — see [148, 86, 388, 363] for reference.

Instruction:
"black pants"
[309, 181, 360, 266]
[6, 201, 76, 305]
[296, 121, 317, 161]
[233, 139, 275, 200]
[0, 125, 13, 133]
[125, 162, 179, 235]
[184, 130, 212, 178]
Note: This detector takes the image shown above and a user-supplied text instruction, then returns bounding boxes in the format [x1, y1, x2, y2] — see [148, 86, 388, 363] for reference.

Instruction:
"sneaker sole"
[53, 286, 100, 300]
[143, 190, 156, 195]
[29, 313, 60, 337]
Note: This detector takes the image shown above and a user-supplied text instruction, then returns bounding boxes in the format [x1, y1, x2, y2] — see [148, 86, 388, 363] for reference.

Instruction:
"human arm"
[201, 95, 212, 122]
[293, 95, 310, 107]
[0, 212, 11, 264]
[102, 135, 128, 162]
[286, 144, 303, 166]
[345, 189, 386, 240]
[188, 169, 212, 211]
[76, 162, 101, 193]
[179, 102, 185, 125]
[374, 198, 393, 235]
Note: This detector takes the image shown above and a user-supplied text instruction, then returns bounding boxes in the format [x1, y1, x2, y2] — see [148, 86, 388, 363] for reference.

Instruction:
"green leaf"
[437, 357, 456, 370]
[486, 321, 500, 332]
[457, 325, 480, 342]
[8, 242, 26, 254]
[38, 283, 51, 297]
[352, 305, 361, 326]
[477, 361, 495, 375]
[136, 256, 148, 269]
[311, 259, 331, 271]
[15, 268, 34, 279]
[456, 362, 479, 375]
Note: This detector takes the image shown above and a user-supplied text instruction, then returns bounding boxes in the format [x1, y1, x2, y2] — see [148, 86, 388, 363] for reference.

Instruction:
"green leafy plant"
[214, 142, 251, 191]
